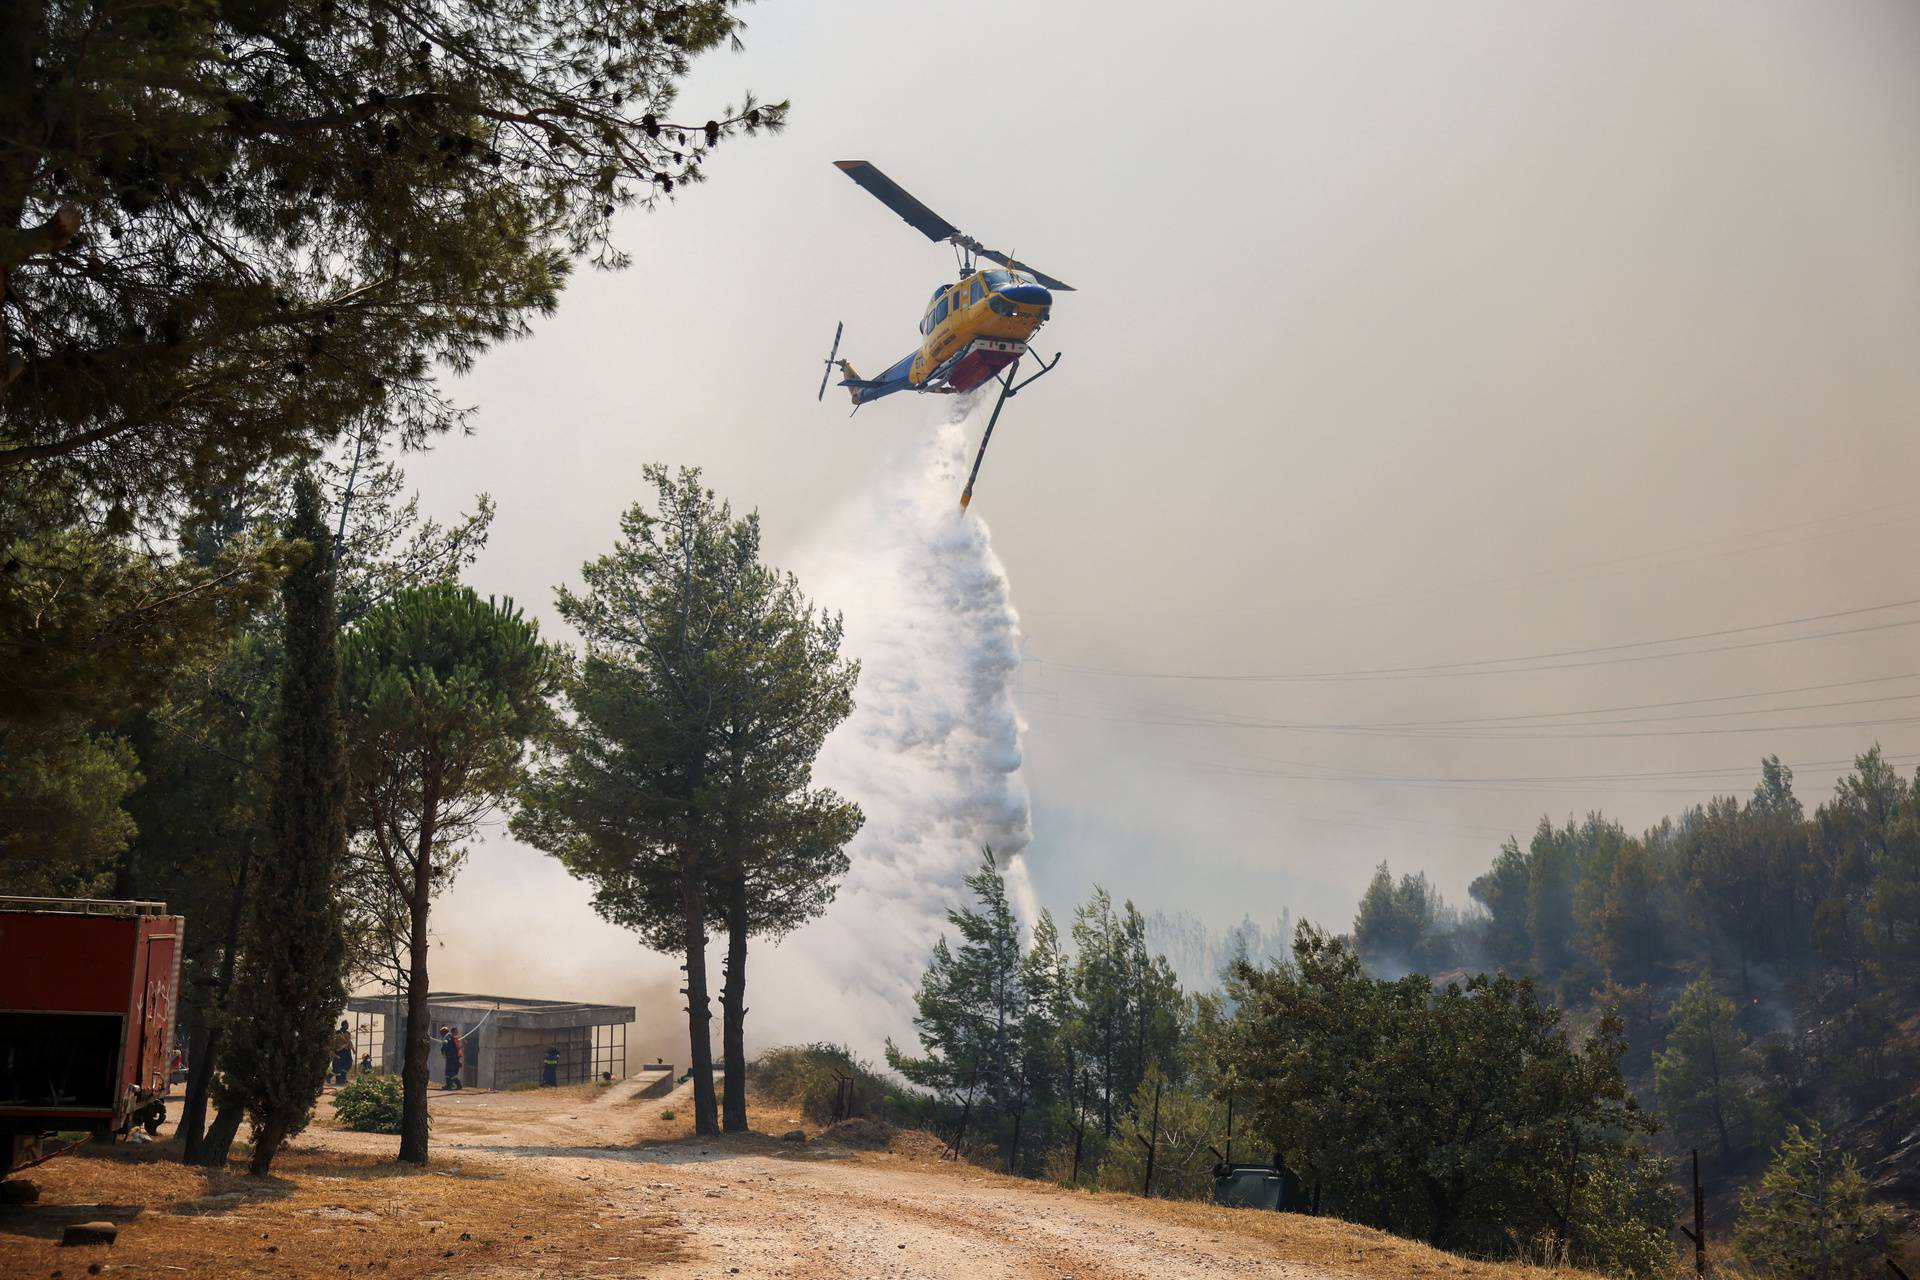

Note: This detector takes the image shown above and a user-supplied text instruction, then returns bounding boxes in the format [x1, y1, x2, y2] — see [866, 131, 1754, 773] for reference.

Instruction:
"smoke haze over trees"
[892, 745, 1920, 1274]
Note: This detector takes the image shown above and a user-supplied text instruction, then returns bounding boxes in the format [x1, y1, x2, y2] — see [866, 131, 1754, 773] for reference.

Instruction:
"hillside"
[0, 1074, 1607, 1280]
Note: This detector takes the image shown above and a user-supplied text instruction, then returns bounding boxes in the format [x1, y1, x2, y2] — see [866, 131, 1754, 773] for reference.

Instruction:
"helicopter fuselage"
[912, 268, 1054, 391]
[840, 267, 1053, 405]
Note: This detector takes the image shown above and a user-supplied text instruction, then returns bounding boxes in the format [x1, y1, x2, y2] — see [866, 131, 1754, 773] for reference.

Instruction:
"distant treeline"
[1352, 748, 1918, 1154]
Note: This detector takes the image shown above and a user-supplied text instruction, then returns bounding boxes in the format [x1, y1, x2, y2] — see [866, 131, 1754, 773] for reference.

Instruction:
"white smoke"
[749, 400, 1035, 1062]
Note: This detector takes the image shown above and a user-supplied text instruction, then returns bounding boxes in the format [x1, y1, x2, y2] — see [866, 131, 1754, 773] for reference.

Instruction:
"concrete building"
[346, 992, 635, 1090]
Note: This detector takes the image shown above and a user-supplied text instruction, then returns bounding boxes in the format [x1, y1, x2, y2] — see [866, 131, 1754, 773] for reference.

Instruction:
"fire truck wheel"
[141, 1103, 166, 1136]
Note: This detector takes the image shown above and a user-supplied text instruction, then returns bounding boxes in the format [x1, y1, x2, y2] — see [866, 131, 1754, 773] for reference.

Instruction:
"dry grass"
[1126, 1195, 1610, 1280]
[808, 1133, 1615, 1280]
[0, 1138, 683, 1280]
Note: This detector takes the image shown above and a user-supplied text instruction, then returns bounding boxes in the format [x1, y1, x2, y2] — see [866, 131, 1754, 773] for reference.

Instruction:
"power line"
[1024, 671, 1920, 736]
[1223, 497, 1920, 622]
[1191, 750, 1920, 793]
[1034, 597, 1920, 684]
[1342, 672, 1920, 728]
[1027, 701, 1920, 742]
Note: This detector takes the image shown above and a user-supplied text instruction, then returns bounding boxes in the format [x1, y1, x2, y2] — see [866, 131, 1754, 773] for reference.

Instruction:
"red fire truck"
[0, 898, 184, 1175]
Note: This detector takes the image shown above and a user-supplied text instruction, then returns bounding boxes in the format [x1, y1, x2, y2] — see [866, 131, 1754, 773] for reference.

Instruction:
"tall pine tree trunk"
[682, 865, 719, 1135]
[1708, 1024, 1733, 1160]
[721, 875, 750, 1133]
[178, 1019, 216, 1154]
[398, 797, 439, 1165]
[250, 1118, 291, 1175]
[194, 1097, 245, 1168]
[1102, 1020, 1115, 1137]
[181, 849, 254, 1162]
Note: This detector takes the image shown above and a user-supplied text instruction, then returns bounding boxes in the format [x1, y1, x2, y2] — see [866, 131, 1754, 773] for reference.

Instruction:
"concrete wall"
[633, 1065, 675, 1099]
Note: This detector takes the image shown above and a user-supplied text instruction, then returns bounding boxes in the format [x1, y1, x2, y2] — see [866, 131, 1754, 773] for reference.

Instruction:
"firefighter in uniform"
[541, 1045, 560, 1088]
[439, 1025, 463, 1090]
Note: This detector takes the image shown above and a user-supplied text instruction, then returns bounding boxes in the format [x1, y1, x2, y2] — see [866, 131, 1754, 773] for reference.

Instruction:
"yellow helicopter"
[820, 160, 1075, 510]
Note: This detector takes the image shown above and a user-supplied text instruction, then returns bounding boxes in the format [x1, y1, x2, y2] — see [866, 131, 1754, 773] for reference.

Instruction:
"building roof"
[346, 991, 634, 1028]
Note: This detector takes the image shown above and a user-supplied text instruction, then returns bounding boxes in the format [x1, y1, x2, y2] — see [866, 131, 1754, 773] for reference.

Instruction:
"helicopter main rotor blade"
[834, 161, 959, 243]
[970, 244, 1076, 293]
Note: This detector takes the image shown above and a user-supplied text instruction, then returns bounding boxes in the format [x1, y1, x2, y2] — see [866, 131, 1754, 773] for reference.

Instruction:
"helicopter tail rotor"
[817, 321, 844, 402]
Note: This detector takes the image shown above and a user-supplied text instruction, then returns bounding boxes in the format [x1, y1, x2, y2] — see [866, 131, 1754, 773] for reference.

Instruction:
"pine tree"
[1119, 901, 1186, 1090]
[1353, 862, 1452, 975]
[1070, 887, 1128, 1137]
[1653, 974, 1770, 1161]
[1012, 910, 1068, 1173]
[1736, 1123, 1895, 1279]
[341, 583, 558, 1163]
[125, 444, 493, 1163]
[514, 467, 854, 1136]
[888, 849, 1027, 1161]
[704, 528, 861, 1133]
[219, 471, 348, 1175]
[3, 0, 785, 533]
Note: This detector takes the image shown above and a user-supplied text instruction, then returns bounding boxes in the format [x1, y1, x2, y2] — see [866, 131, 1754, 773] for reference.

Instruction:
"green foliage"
[340, 581, 558, 953]
[750, 1043, 932, 1129]
[0, 725, 137, 894]
[1735, 1123, 1896, 1279]
[1097, 1066, 1223, 1201]
[128, 444, 495, 992]
[219, 471, 349, 1175]
[1431, 745, 1920, 1192]
[889, 872, 1199, 1178]
[1866, 777, 1920, 966]
[1217, 923, 1665, 1259]
[515, 466, 793, 945]
[0, 491, 286, 896]
[2, 0, 785, 531]
[1561, 1155, 1686, 1278]
[1352, 861, 1456, 975]
[1478, 813, 1629, 994]
[340, 580, 559, 1161]
[0, 499, 288, 731]
[1653, 975, 1772, 1160]
[1068, 888, 1186, 1140]
[514, 466, 859, 1136]
[332, 1073, 406, 1134]
[887, 849, 1028, 1117]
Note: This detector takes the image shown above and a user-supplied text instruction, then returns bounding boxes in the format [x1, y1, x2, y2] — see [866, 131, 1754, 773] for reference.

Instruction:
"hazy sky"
[408, 1, 1920, 1055]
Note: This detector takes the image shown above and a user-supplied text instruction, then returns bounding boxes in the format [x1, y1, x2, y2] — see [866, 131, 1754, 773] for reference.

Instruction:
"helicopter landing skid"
[959, 350, 1061, 512]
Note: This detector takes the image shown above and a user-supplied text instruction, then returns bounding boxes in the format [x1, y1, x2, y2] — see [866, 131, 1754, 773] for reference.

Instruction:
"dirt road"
[300, 1076, 1338, 1280]
[317, 1078, 1522, 1280]
[4, 1077, 1574, 1280]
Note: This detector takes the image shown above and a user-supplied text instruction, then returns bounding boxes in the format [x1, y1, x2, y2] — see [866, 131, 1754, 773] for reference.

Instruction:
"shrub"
[748, 1044, 934, 1128]
[332, 1074, 405, 1134]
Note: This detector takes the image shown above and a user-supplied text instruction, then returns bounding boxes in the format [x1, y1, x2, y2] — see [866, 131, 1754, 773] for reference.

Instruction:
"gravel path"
[308, 1078, 1340, 1280]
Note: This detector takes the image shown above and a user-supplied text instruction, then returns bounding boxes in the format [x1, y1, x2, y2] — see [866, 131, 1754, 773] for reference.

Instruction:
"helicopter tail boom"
[839, 349, 918, 406]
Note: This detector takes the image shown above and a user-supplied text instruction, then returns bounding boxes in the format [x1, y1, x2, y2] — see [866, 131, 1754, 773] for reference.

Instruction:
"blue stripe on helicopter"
[842, 351, 918, 404]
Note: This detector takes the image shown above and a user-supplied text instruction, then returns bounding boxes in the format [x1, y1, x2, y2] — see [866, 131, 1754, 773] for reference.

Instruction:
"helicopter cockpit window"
[970, 279, 984, 304]
[931, 294, 950, 326]
[982, 269, 1037, 292]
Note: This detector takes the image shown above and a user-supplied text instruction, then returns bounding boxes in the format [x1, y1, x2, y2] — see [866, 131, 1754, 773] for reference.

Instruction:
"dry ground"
[2, 1074, 1604, 1280]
